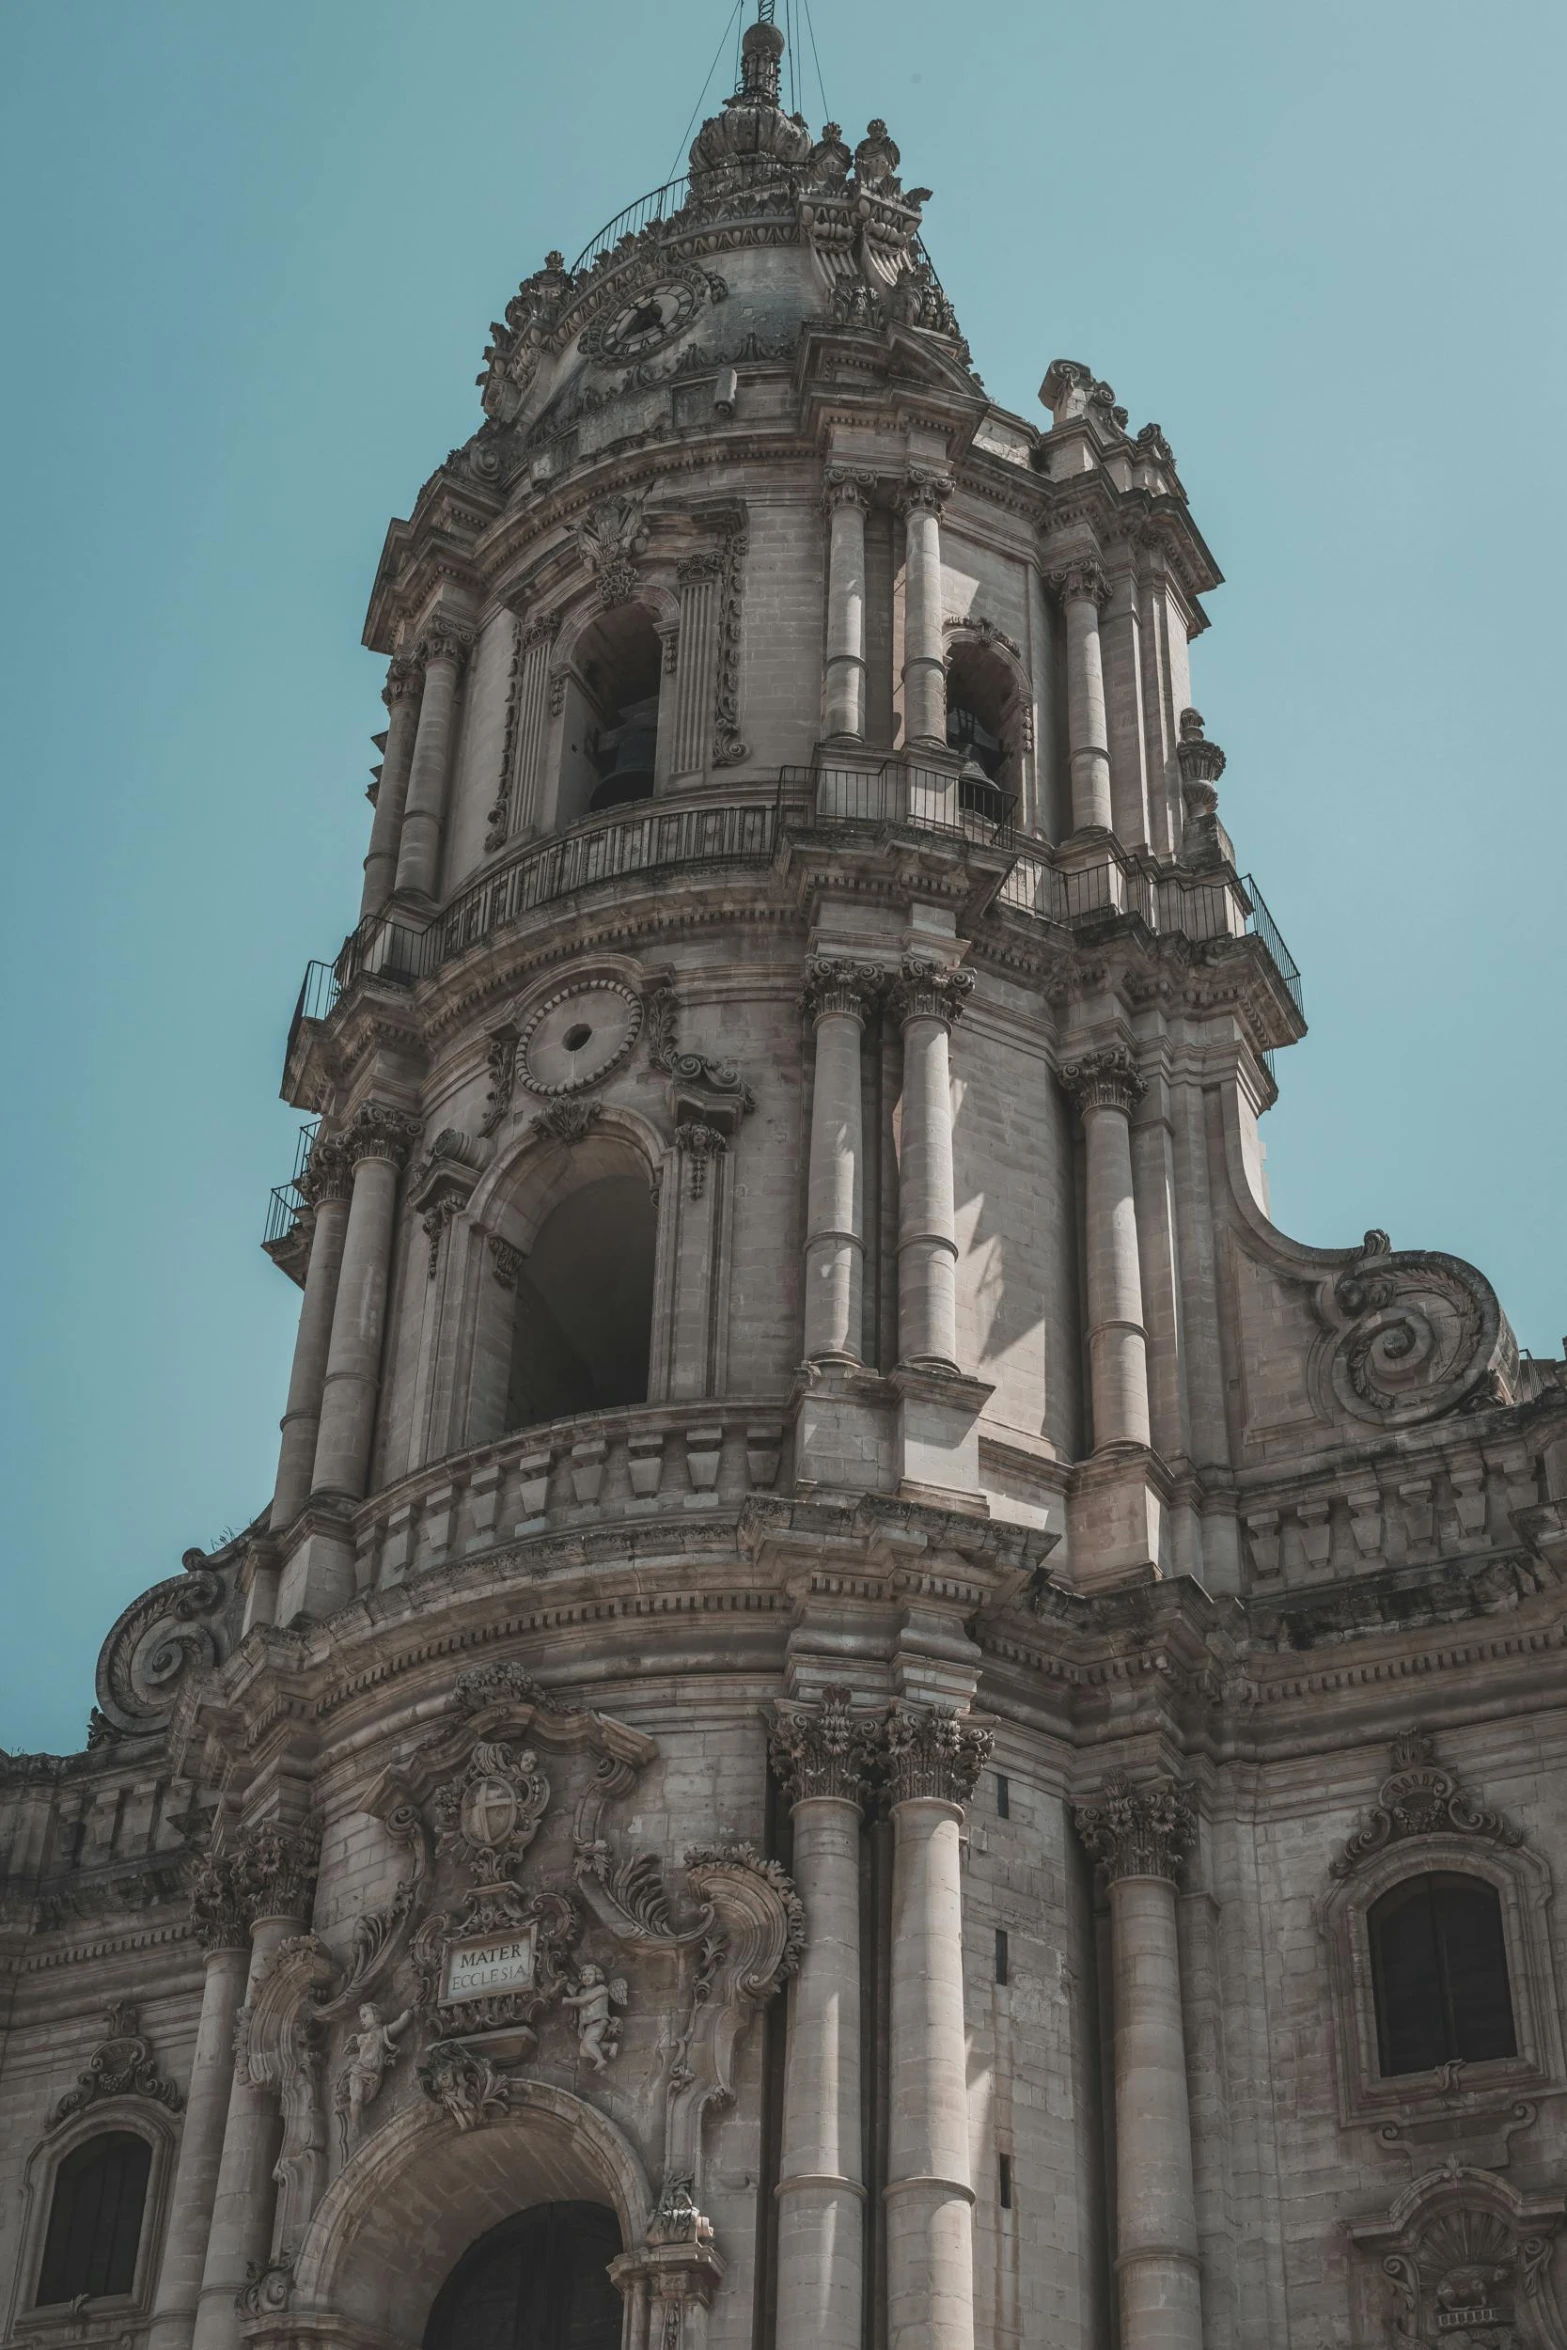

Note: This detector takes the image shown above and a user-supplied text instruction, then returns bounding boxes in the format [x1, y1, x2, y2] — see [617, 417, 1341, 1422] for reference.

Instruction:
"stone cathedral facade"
[6, 22, 1567, 2350]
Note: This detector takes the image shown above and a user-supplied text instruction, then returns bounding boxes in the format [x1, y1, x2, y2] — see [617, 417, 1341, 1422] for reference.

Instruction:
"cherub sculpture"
[334, 2000, 414, 2155]
[561, 1964, 627, 2071]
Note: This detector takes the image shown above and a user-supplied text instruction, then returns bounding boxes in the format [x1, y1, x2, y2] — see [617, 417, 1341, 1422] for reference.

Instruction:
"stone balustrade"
[351, 1402, 789, 1591]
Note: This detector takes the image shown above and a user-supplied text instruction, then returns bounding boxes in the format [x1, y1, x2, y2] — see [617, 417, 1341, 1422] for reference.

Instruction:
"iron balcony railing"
[287, 770, 1302, 1063]
[573, 176, 692, 274]
[262, 1119, 320, 1251]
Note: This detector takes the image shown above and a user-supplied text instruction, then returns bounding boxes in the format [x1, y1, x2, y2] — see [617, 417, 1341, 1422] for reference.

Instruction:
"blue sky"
[1, 0, 1563, 1754]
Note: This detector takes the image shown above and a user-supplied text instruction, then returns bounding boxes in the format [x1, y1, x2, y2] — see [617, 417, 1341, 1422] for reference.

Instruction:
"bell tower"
[6, 19, 1567, 2350]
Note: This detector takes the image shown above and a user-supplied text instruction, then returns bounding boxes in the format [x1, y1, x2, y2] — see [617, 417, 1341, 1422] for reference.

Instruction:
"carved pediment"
[1331, 1731, 1522, 1881]
[1350, 2166, 1566, 2349]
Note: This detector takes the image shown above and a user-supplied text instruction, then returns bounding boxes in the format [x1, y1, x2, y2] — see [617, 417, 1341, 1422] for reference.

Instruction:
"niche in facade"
[945, 638, 1018, 820]
[505, 1175, 656, 1430]
[556, 606, 663, 827]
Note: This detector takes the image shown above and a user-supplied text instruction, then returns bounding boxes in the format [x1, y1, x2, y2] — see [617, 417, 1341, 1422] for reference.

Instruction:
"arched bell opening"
[945, 637, 1022, 824]
[423, 2201, 625, 2350]
[557, 605, 665, 827]
[506, 1173, 657, 1431]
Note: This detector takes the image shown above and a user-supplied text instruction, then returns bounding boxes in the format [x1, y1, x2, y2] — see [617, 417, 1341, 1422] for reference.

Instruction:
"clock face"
[587, 279, 700, 364]
[517, 981, 643, 1096]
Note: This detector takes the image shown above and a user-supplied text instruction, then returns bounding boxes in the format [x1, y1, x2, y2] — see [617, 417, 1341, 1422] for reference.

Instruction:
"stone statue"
[334, 2000, 414, 2154]
[561, 1964, 626, 2071]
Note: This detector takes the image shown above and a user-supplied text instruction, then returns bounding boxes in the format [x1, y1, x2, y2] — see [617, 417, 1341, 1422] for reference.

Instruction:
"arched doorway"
[506, 1173, 656, 1431]
[423, 2202, 623, 2350]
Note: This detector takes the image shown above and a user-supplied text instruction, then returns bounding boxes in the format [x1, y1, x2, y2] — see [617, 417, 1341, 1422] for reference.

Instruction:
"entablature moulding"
[363, 360, 1219, 654]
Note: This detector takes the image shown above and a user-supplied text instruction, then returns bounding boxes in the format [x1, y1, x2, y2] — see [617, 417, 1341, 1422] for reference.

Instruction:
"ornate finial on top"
[739, 13, 784, 104]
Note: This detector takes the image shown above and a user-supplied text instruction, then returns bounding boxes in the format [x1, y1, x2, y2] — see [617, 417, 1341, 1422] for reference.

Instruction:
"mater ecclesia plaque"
[442, 1926, 538, 2006]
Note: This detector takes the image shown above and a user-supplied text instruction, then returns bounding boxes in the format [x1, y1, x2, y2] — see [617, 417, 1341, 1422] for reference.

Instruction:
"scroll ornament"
[50, 2003, 183, 2126]
[1315, 1229, 1512, 1429]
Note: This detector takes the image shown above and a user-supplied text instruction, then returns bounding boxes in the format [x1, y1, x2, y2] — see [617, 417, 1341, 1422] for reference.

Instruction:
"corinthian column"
[898, 475, 950, 750]
[393, 619, 471, 903]
[1050, 562, 1113, 832]
[1074, 1774, 1201, 2350]
[800, 960, 883, 1362]
[191, 1821, 321, 2350]
[883, 1705, 991, 2350]
[823, 471, 873, 743]
[268, 1138, 352, 1536]
[769, 1691, 875, 2350]
[309, 1103, 420, 1506]
[1061, 1048, 1151, 1450]
[147, 1882, 253, 2350]
[891, 959, 974, 1371]
[360, 656, 422, 917]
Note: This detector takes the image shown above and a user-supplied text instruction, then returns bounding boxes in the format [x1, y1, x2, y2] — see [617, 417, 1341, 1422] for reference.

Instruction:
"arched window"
[423, 2201, 623, 2350]
[1369, 1871, 1518, 2077]
[945, 637, 1019, 824]
[557, 607, 663, 826]
[35, 2131, 151, 2305]
[507, 1174, 656, 1431]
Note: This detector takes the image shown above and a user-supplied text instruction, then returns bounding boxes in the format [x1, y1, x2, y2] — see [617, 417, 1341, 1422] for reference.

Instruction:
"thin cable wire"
[800, 0, 829, 126]
[667, 0, 745, 185]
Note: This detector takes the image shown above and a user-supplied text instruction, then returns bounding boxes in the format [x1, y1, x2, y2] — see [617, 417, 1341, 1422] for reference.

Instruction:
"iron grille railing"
[573, 177, 693, 274]
[262, 1119, 320, 1251]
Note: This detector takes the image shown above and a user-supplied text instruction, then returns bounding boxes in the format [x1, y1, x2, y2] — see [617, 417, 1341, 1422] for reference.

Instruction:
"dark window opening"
[506, 1176, 656, 1433]
[577, 606, 663, 816]
[36, 2132, 150, 2306]
[945, 639, 1019, 825]
[998, 2152, 1013, 2210]
[994, 1771, 1010, 1820]
[1369, 1871, 1518, 2077]
[423, 2201, 624, 2350]
[994, 1927, 1009, 1986]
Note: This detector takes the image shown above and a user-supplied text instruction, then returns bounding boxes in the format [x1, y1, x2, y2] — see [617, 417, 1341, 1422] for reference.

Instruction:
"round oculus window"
[517, 982, 643, 1096]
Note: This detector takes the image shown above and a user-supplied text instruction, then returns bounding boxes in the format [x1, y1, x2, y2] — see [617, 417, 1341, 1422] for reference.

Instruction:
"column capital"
[344, 1102, 422, 1170]
[519, 603, 564, 648]
[769, 1686, 878, 1806]
[889, 955, 974, 1030]
[296, 1135, 352, 1207]
[189, 1815, 323, 1944]
[895, 468, 952, 518]
[677, 548, 725, 584]
[1059, 1045, 1145, 1115]
[882, 1703, 992, 1809]
[381, 654, 423, 708]
[414, 617, 474, 674]
[1074, 1768, 1195, 1883]
[799, 956, 886, 1026]
[822, 466, 875, 514]
[1048, 559, 1111, 609]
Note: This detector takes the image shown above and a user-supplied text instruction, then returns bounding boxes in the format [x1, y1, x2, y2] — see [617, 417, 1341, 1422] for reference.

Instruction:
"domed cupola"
[687, 17, 812, 194]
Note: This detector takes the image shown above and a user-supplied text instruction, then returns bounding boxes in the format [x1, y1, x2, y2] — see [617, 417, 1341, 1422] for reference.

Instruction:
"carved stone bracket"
[481, 1025, 520, 1136]
[345, 1102, 423, 1170]
[49, 2003, 184, 2127]
[882, 1704, 993, 1808]
[769, 1686, 879, 1806]
[1074, 1769, 1196, 1884]
[645, 980, 757, 1151]
[712, 520, 748, 768]
[530, 1098, 604, 1149]
[190, 1815, 323, 1944]
[888, 955, 974, 1031]
[1331, 1730, 1523, 1881]
[96, 1544, 235, 1742]
[674, 1119, 726, 1200]
[798, 958, 886, 1028]
[573, 491, 649, 611]
[1059, 1045, 1145, 1117]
